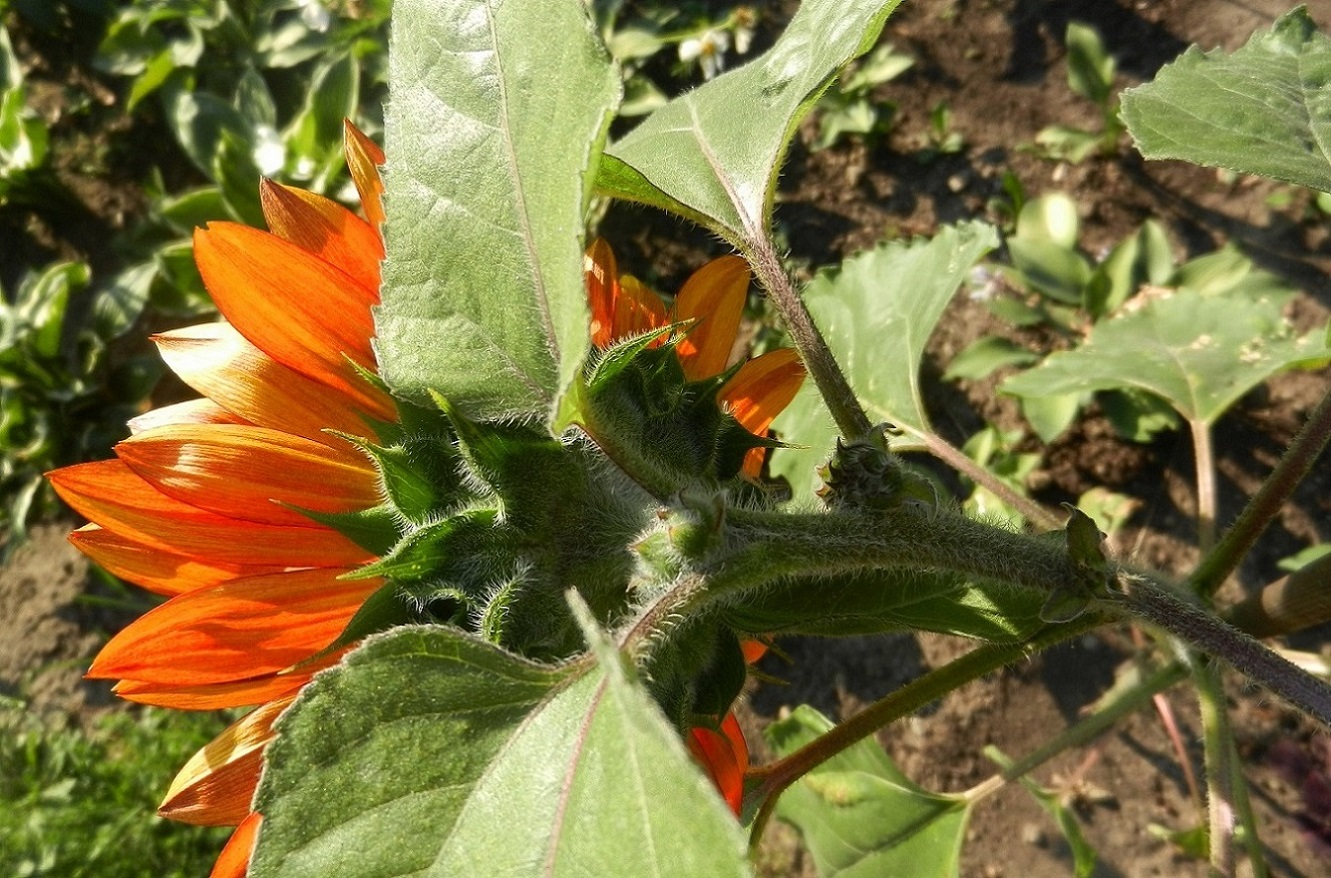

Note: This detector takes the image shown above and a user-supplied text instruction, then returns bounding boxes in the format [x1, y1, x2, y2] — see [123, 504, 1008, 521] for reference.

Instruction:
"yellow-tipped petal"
[159, 697, 292, 826]
[128, 398, 248, 435]
[88, 567, 380, 686]
[343, 120, 385, 230]
[193, 223, 384, 411]
[211, 813, 262, 878]
[586, 237, 620, 348]
[259, 179, 383, 294]
[719, 347, 806, 476]
[70, 525, 274, 597]
[673, 255, 749, 380]
[154, 322, 391, 442]
[49, 460, 372, 569]
[616, 275, 669, 343]
[116, 424, 381, 528]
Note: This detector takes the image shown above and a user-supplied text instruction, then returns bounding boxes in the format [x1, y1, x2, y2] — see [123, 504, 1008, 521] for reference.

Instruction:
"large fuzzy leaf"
[599, 0, 902, 244]
[1002, 285, 1330, 427]
[1122, 8, 1331, 191]
[250, 623, 751, 877]
[378, 0, 620, 421]
[770, 222, 999, 502]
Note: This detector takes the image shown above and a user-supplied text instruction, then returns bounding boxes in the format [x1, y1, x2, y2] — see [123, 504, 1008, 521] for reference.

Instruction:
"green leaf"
[771, 222, 999, 502]
[1003, 284, 1330, 427]
[944, 336, 1038, 381]
[1121, 8, 1331, 191]
[1065, 21, 1114, 107]
[251, 622, 751, 877]
[599, 0, 903, 243]
[768, 705, 970, 877]
[378, 0, 620, 422]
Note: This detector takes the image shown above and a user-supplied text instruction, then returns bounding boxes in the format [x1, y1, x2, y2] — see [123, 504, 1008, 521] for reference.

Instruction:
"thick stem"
[1117, 577, 1331, 726]
[744, 233, 873, 440]
[746, 617, 1103, 851]
[1191, 418, 1217, 556]
[1196, 661, 1236, 878]
[914, 428, 1062, 531]
[1193, 384, 1331, 597]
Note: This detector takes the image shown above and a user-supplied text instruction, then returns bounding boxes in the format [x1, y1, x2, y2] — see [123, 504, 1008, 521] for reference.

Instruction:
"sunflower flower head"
[574, 238, 805, 494]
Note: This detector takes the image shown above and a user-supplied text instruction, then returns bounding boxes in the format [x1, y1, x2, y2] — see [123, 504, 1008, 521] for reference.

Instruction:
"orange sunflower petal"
[259, 179, 384, 294]
[212, 812, 262, 878]
[88, 569, 382, 686]
[154, 322, 389, 444]
[70, 525, 276, 597]
[586, 237, 620, 348]
[49, 460, 372, 568]
[128, 398, 248, 435]
[115, 424, 381, 528]
[193, 222, 384, 412]
[344, 120, 385, 230]
[688, 711, 749, 816]
[673, 255, 749, 380]
[615, 275, 669, 343]
[719, 347, 806, 477]
[112, 652, 342, 710]
[160, 697, 293, 826]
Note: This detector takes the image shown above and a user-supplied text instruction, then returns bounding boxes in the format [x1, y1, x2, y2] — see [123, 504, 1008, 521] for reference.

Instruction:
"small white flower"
[679, 29, 730, 80]
[733, 8, 757, 54]
[298, 0, 332, 33]
[253, 125, 286, 176]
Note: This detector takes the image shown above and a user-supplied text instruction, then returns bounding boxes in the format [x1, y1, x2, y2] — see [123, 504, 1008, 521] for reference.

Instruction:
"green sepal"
[295, 502, 403, 557]
[353, 507, 503, 587]
[432, 391, 584, 528]
[571, 336, 773, 497]
[337, 432, 465, 525]
[311, 579, 442, 660]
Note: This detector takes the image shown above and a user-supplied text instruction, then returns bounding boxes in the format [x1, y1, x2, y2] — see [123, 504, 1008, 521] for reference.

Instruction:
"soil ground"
[5, 1, 1331, 876]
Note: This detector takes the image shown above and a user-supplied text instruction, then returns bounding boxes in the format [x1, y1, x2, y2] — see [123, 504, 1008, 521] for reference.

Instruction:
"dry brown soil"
[5, 1, 1331, 877]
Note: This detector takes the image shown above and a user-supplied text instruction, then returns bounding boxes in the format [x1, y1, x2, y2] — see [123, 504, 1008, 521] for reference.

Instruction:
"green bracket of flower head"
[378, 0, 620, 424]
[250, 618, 753, 878]
[1122, 7, 1331, 192]
[598, 0, 903, 245]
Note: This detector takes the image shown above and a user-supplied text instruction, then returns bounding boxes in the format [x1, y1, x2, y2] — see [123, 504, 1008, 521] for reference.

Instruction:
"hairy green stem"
[1196, 660, 1236, 878]
[1191, 418, 1217, 557]
[745, 617, 1103, 852]
[914, 428, 1062, 531]
[1193, 384, 1331, 597]
[743, 233, 874, 441]
[1117, 578, 1331, 725]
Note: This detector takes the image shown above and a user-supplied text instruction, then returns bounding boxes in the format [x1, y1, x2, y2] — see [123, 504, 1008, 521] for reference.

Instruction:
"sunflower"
[47, 122, 390, 876]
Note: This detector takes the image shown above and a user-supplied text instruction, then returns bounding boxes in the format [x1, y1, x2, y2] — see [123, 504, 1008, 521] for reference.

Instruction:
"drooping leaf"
[1002, 285, 1330, 427]
[770, 222, 999, 502]
[767, 705, 970, 878]
[1121, 8, 1331, 191]
[378, 0, 620, 422]
[251, 623, 751, 878]
[599, 0, 903, 244]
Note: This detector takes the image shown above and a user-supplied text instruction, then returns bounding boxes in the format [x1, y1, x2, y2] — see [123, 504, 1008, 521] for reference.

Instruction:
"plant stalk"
[1116, 577, 1331, 726]
[744, 232, 874, 441]
[1196, 660, 1236, 878]
[1193, 384, 1331, 597]
[914, 428, 1062, 531]
[1190, 418, 1217, 556]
